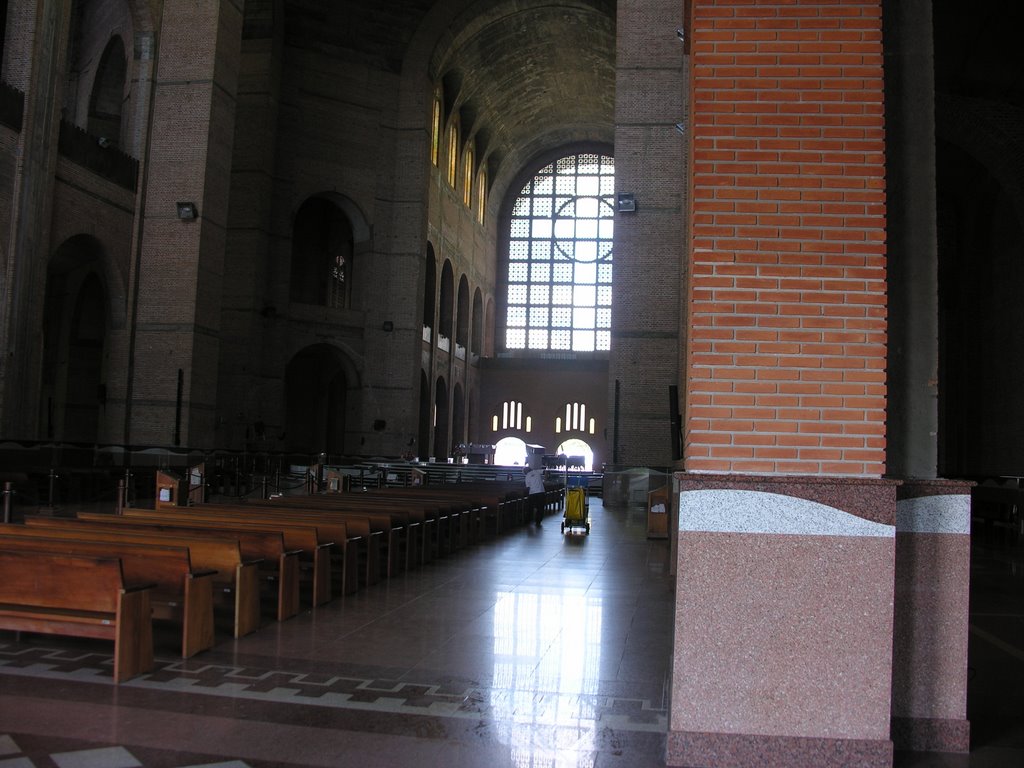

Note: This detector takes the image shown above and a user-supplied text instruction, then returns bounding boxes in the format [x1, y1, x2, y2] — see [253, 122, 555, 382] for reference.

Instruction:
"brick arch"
[48, 233, 127, 331]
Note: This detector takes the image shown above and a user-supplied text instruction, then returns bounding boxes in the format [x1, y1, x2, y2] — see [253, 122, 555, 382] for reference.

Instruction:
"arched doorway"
[418, 370, 431, 460]
[555, 438, 594, 472]
[439, 260, 454, 344]
[423, 245, 437, 338]
[42, 235, 110, 444]
[452, 382, 466, 453]
[433, 377, 449, 461]
[494, 436, 528, 467]
[284, 345, 355, 456]
[456, 275, 469, 353]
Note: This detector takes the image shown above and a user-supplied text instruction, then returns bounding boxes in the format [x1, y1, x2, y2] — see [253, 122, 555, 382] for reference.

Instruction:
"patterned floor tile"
[50, 746, 141, 768]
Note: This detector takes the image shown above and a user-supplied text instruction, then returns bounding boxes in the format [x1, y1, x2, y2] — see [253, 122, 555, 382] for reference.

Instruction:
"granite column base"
[667, 474, 898, 768]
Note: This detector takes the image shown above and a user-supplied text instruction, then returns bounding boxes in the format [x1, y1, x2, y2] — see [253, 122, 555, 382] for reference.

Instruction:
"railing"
[0, 440, 321, 513]
[57, 119, 139, 191]
[0, 440, 607, 517]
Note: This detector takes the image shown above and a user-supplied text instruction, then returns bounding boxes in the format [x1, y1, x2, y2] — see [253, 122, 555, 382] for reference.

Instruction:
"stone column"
[891, 479, 972, 752]
[125, 0, 244, 447]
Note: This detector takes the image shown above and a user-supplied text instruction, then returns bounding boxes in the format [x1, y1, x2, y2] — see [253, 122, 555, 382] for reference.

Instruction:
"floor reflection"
[491, 588, 605, 765]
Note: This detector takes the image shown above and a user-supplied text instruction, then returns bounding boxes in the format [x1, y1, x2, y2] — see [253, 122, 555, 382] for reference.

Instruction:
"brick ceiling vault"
[285, 0, 616, 188]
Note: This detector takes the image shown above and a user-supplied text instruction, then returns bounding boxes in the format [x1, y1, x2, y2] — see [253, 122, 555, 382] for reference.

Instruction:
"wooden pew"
[358, 485, 523, 538]
[119, 507, 349, 598]
[0, 549, 155, 682]
[362, 490, 488, 548]
[21, 516, 261, 639]
[194, 502, 389, 586]
[74, 512, 302, 621]
[115, 509, 337, 602]
[0, 526, 215, 658]
[256, 495, 435, 570]
[379, 483, 524, 521]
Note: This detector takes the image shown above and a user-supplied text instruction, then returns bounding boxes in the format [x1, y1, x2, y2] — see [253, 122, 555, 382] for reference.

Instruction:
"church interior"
[1, 1, 1023, 766]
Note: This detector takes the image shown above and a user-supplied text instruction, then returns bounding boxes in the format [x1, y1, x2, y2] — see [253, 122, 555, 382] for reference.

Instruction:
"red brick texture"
[684, 0, 887, 476]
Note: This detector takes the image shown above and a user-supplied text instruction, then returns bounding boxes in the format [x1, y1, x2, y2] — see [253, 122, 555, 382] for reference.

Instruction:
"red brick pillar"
[126, 0, 244, 446]
[669, 4, 894, 766]
[684, 0, 887, 476]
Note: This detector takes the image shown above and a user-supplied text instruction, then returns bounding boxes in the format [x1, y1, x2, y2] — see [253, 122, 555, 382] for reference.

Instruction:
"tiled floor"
[0, 499, 1022, 767]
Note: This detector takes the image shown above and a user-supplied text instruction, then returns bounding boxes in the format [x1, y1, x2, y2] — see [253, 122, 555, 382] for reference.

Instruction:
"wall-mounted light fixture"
[176, 201, 198, 220]
[676, 28, 685, 43]
[97, 136, 111, 149]
[675, 123, 686, 135]
[616, 193, 636, 213]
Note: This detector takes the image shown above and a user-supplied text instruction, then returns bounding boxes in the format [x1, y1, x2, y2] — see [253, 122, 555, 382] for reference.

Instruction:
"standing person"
[524, 464, 546, 526]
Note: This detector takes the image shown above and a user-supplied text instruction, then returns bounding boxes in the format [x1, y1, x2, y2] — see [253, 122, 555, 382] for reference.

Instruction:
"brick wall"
[685, 0, 887, 476]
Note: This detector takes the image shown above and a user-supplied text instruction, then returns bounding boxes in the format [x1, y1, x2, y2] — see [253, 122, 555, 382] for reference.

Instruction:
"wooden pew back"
[0, 548, 154, 682]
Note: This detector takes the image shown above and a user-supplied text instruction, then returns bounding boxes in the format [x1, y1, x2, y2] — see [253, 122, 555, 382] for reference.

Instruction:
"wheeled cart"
[561, 475, 590, 535]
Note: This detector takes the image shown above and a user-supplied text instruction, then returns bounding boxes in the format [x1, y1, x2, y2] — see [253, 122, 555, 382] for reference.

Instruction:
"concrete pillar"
[883, 0, 939, 479]
[607, 0, 688, 468]
[0, 0, 72, 438]
[217, 3, 283, 449]
[125, 0, 244, 446]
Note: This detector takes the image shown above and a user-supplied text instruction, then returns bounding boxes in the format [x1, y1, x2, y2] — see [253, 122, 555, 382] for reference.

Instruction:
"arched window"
[291, 198, 354, 308]
[504, 153, 614, 352]
[476, 166, 488, 225]
[446, 120, 460, 188]
[430, 91, 442, 167]
[462, 142, 475, 207]
[88, 36, 127, 148]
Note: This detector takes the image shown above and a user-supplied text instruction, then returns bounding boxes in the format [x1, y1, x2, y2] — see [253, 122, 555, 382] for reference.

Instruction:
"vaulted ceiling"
[284, 0, 616, 184]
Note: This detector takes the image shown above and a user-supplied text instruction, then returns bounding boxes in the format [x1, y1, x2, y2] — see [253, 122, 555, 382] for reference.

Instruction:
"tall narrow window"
[500, 400, 525, 430]
[446, 121, 460, 188]
[504, 153, 614, 351]
[463, 143, 475, 207]
[476, 167, 488, 225]
[559, 401, 592, 432]
[430, 92, 442, 167]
